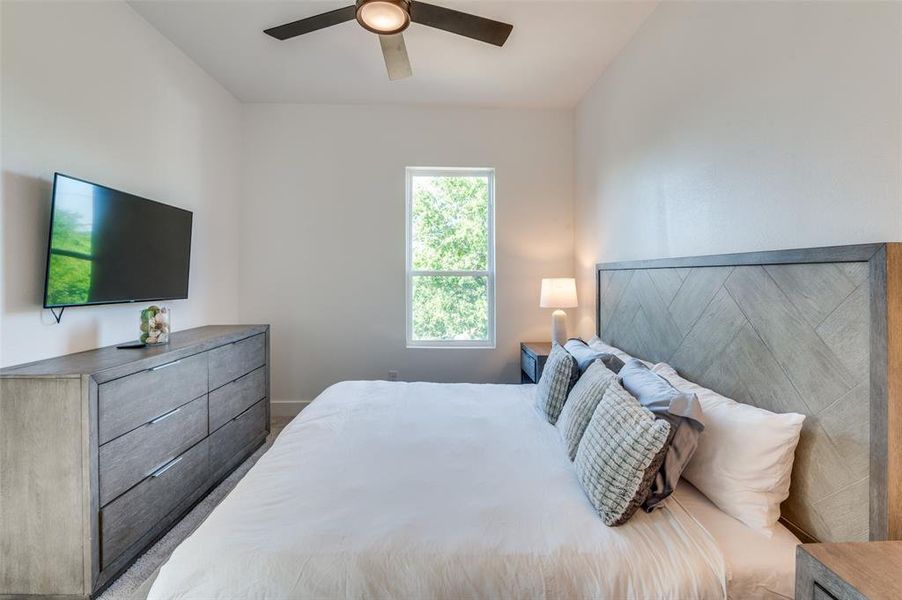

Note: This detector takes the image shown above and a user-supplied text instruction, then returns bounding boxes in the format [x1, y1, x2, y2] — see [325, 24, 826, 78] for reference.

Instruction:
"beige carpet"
[98, 418, 292, 599]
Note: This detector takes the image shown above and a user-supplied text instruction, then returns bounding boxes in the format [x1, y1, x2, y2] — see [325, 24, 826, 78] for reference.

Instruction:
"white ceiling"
[129, 0, 656, 108]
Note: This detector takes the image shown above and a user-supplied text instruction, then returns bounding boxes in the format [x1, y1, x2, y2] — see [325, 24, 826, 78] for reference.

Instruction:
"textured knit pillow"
[557, 360, 618, 460]
[535, 343, 579, 424]
[575, 383, 672, 526]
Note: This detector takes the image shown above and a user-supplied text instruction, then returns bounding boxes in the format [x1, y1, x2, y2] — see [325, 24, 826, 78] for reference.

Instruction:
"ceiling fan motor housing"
[356, 0, 412, 35]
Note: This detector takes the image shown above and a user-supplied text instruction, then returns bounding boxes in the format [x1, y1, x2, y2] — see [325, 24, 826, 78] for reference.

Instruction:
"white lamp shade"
[540, 278, 578, 308]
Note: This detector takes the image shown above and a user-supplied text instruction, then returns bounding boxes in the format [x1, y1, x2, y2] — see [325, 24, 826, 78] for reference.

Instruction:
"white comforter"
[149, 381, 726, 599]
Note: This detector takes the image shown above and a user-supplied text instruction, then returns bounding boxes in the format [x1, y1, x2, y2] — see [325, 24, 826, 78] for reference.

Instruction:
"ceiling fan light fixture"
[356, 0, 410, 35]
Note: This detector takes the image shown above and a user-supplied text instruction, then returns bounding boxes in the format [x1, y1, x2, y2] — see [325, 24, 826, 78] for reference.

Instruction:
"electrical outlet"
[388, 370, 399, 382]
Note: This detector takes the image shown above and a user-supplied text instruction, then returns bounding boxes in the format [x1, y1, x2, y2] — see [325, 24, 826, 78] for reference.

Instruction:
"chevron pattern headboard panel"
[596, 244, 901, 543]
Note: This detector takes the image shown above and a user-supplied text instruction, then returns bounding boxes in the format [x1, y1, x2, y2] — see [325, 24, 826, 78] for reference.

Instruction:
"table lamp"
[540, 278, 578, 346]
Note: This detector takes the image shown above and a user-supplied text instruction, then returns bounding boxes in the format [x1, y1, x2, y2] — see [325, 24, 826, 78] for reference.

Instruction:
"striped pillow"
[575, 383, 672, 526]
[535, 343, 579, 424]
[556, 360, 618, 460]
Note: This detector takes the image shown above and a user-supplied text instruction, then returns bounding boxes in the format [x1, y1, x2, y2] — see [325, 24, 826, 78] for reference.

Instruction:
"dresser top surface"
[521, 342, 553, 357]
[800, 542, 902, 599]
[1, 324, 268, 378]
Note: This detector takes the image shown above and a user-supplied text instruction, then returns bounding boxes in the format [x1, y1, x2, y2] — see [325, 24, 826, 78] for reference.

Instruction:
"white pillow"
[652, 362, 805, 536]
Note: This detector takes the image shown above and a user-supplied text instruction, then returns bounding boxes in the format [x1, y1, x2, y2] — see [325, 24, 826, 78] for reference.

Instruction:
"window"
[406, 167, 495, 348]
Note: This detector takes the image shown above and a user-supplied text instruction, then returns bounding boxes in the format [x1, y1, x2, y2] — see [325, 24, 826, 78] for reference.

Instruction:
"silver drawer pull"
[148, 406, 182, 425]
[233, 410, 253, 423]
[149, 456, 183, 478]
[150, 359, 182, 372]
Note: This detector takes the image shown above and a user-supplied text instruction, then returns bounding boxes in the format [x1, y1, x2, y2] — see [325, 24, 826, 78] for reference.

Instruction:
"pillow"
[574, 383, 671, 526]
[564, 338, 625, 374]
[534, 343, 579, 424]
[556, 360, 619, 460]
[588, 337, 653, 368]
[652, 362, 805, 535]
[619, 359, 705, 510]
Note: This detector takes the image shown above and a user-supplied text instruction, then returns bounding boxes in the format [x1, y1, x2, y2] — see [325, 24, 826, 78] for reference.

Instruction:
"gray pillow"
[556, 360, 618, 460]
[535, 343, 579, 424]
[619, 359, 705, 510]
[564, 338, 625, 374]
[574, 383, 671, 526]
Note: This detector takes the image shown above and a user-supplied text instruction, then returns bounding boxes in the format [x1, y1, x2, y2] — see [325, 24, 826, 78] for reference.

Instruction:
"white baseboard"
[270, 399, 311, 418]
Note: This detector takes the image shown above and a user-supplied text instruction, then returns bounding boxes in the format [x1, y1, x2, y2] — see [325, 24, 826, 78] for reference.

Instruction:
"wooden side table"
[520, 342, 552, 383]
[796, 542, 902, 599]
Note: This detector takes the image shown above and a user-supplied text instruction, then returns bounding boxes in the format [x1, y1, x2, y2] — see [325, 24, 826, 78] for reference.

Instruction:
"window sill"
[406, 342, 496, 350]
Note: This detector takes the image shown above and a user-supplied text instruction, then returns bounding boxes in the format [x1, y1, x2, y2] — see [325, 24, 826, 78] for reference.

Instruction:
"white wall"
[573, 1, 902, 336]
[8, 0, 892, 405]
[240, 104, 573, 407]
[1, 1, 242, 367]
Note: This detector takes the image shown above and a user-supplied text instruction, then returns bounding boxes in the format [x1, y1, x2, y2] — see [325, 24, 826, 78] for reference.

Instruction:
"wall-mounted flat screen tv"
[43, 173, 193, 308]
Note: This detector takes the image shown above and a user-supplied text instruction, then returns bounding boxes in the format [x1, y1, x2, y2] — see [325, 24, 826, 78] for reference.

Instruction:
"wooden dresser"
[0, 325, 270, 598]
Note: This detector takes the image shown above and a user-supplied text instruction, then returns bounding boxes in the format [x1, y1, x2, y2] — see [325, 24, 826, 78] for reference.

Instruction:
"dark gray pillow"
[619, 359, 705, 510]
[564, 339, 625, 374]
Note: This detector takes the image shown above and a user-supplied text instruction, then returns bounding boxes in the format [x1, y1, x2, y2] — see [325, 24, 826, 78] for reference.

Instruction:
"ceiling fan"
[263, 0, 513, 81]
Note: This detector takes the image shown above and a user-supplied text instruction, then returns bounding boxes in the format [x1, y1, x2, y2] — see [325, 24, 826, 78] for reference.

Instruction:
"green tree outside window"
[407, 169, 494, 346]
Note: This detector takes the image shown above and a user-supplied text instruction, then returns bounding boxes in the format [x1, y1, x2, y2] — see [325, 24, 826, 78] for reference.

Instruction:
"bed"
[146, 243, 902, 599]
[147, 380, 798, 599]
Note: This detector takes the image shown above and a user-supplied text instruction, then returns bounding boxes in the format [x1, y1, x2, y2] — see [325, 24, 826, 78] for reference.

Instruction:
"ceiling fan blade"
[379, 34, 412, 80]
[409, 1, 512, 47]
[264, 5, 356, 40]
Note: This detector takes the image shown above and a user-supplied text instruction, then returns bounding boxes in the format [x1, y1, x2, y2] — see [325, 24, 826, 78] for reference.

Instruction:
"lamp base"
[551, 309, 568, 346]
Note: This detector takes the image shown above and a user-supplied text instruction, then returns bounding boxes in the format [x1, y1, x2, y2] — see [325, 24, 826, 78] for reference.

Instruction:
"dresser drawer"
[210, 399, 267, 479]
[521, 350, 537, 381]
[100, 438, 209, 568]
[209, 367, 266, 433]
[209, 333, 266, 390]
[812, 584, 838, 600]
[98, 394, 208, 506]
[98, 352, 208, 444]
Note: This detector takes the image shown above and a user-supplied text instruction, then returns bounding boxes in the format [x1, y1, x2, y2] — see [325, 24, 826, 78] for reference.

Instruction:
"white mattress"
[148, 381, 790, 599]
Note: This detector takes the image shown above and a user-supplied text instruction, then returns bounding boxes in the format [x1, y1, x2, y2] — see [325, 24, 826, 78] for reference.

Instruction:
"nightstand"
[520, 342, 552, 383]
[796, 542, 902, 599]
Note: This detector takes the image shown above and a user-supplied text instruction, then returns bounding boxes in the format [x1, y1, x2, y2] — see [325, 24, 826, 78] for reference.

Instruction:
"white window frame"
[405, 167, 496, 349]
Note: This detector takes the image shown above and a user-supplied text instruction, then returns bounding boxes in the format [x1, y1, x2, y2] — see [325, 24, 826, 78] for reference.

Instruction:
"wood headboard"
[595, 243, 902, 543]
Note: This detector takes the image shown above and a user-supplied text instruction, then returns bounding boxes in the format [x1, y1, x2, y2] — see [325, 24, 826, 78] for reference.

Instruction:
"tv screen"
[43, 173, 193, 308]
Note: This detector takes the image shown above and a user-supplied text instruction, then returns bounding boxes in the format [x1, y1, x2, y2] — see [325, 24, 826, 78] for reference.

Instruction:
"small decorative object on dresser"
[796, 542, 902, 600]
[0, 325, 270, 598]
[140, 304, 171, 344]
[539, 278, 578, 345]
[520, 341, 551, 383]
